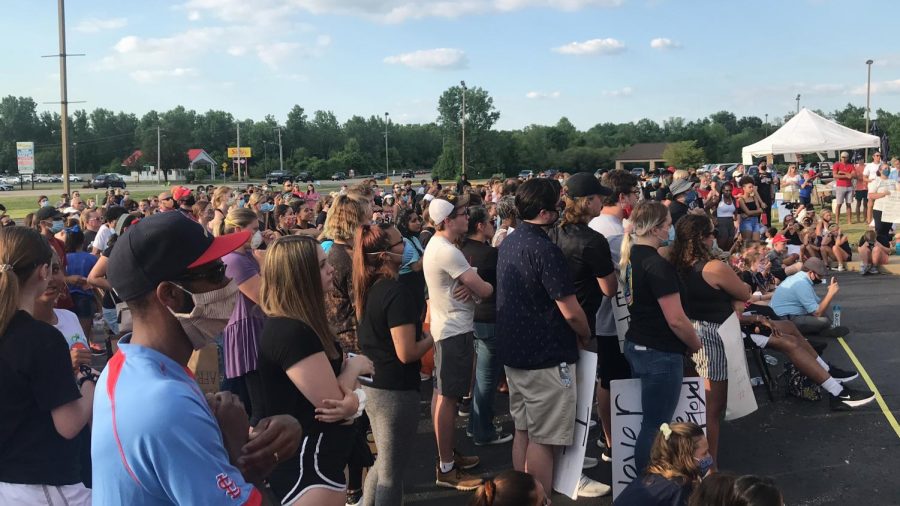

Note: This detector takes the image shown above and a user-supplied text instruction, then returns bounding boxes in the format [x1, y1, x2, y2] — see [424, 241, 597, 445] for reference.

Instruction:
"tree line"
[0, 87, 896, 181]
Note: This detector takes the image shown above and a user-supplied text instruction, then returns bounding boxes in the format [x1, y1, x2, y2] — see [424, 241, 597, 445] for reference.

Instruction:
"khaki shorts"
[505, 364, 577, 446]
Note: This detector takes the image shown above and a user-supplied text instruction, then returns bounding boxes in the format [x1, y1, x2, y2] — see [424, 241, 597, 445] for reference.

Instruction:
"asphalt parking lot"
[400, 271, 900, 506]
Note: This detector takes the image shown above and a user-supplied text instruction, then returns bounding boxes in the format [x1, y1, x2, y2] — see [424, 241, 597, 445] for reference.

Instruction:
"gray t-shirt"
[588, 214, 625, 336]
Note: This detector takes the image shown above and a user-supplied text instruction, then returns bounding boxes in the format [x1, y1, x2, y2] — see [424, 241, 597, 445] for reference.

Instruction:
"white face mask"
[168, 280, 238, 350]
[250, 230, 263, 249]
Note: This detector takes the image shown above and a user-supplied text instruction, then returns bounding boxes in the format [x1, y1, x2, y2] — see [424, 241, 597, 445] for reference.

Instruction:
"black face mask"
[812, 275, 823, 285]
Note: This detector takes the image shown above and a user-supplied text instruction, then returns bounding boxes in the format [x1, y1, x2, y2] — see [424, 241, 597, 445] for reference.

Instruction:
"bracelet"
[77, 373, 98, 389]
[350, 388, 367, 420]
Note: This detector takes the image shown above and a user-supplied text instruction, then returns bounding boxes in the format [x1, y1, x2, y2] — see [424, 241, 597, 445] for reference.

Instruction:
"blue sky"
[4, 0, 900, 130]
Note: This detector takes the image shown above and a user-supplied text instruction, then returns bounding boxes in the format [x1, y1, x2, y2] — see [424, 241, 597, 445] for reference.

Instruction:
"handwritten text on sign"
[610, 377, 707, 500]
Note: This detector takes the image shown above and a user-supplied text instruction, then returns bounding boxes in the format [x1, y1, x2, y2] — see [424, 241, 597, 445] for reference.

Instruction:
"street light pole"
[275, 127, 284, 173]
[57, 0, 71, 195]
[865, 59, 874, 160]
[156, 125, 161, 184]
[73, 141, 77, 175]
[764, 114, 768, 136]
[384, 112, 389, 176]
[795, 94, 800, 114]
[460, 81, 467, 179]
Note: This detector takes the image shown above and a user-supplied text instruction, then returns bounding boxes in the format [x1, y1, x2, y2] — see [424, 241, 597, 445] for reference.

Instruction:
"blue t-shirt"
[799, 177, 813, 198]
[66, 251, 98, 296]
[614, 474, 693, 506]
[92, 343, 262, 506]
[770, 271, 819, 317]
[496, 221, 577, 369]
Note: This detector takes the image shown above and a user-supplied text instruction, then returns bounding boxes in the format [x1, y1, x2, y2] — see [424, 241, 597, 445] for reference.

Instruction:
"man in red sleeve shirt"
[832, 151, 854, 225]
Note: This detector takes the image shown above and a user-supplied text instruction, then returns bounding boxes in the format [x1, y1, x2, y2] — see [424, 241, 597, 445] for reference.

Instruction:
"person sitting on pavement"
[769, 258, 847, 337]
[614, 422, 710, 506]
[469, 470, 549, 506]
[766, 234, 801, 281]
[858, 230, 890, 276]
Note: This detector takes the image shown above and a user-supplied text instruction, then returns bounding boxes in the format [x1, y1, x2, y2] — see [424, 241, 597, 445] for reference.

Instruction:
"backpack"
[782, 362, 822, 401]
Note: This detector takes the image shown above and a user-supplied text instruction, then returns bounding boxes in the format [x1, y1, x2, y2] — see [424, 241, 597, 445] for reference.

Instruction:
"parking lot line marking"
[838, 337, 900, 440]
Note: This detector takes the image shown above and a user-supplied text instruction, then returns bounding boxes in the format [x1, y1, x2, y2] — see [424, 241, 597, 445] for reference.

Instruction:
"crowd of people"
[0, 159, 891, 505]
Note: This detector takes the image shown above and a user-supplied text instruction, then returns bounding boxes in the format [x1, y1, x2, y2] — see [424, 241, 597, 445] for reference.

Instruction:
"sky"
[4, 0, 900, 131]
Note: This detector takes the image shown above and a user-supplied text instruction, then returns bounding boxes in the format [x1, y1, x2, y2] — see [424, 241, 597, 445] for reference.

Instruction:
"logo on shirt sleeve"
[216, 473, 242, 500]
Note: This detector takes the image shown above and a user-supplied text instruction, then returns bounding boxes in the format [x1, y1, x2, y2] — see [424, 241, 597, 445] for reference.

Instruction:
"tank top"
[682, 261, 734, 324]
[717, 199, 736, 218]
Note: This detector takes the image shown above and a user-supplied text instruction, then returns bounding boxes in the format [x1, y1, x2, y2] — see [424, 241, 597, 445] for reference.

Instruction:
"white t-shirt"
[589, 214, 625, 336]
[423, 234, 475, 341]
[863, 163, 882, 183]
[54, 308, 89, 349]
[92, 224, 114, 252]
[869, 178, 896, 212]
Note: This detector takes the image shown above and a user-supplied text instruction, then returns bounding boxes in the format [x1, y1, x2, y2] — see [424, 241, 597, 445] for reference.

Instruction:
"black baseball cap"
[565, 172, 612, 198]
[108, 211, 250, 301]
[35, 207, 63, 222]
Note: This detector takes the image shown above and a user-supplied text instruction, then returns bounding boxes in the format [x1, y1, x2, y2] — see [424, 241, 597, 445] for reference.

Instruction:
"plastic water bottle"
[832, 305, 841, 328]
[750, 377, 764, 387]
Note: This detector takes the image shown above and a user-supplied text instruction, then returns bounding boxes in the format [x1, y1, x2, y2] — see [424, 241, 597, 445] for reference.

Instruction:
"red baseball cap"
[172, 186, 192, 202]
[773, 234, 787, 244]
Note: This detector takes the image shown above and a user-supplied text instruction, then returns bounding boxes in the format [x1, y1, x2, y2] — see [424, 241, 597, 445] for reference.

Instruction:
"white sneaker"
[576, 475, 611, 497]
[582, 456, 598, 470]
[836, 264, 845, 272]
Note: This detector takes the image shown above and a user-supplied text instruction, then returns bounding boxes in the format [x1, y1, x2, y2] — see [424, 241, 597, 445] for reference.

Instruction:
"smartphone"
[347, 353, 374, 383]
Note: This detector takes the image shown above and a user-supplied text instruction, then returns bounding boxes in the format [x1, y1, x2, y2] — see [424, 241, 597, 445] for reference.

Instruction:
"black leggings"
[244, 370, 266, 426]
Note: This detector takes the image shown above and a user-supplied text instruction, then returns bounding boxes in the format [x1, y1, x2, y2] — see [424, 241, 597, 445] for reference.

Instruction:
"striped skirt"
[690, 320, 728, 381]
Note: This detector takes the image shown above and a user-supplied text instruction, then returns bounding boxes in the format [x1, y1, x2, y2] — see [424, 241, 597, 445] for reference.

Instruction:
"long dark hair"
[396, 208, 420, 239]
[671, 214, 715, 274]
[352, 223, 399, 321]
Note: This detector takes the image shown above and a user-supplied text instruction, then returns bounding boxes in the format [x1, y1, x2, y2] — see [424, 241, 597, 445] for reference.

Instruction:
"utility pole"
[460, 81, 467, 179]
[73, 141, 77, 175]
[156, 125, 161, 184]
[236, 122, 241, 182]
[795, 94, 801, 114]
[384, 112, 390, 175]
[276, 127, 284, 172]
[57, 0, 71, 195]
[764, 114, 768, 136]
[865, 59, 874, 160]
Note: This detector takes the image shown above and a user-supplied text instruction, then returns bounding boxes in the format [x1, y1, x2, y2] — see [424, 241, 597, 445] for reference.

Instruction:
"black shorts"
[70, 293, 96, 319]
[855, 190, 868, 201]
[597, 335, 631, 389]
[434, 332, 474, 397]
[268, 426, 355, 503]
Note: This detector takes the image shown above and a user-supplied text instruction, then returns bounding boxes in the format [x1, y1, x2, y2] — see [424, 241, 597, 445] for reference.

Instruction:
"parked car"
[295, 171, 314, 183]
[69, 174, 83, 182]
[630, 167, 647, 178]
[543, 169, 559, 178]
[90, 173, 126, 189]
[0, 182, 13, 191]
[331, 172, 347, 181]
[518, 170, 534, 179]
[266, 171, 294, 185]
[50, 175, 62, 183]
[373, 173, 385, 180]
[401, 170, 414, 179]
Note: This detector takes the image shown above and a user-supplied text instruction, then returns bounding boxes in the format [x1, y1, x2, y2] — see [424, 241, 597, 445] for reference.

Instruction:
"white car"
[0, 182, 13, 191]
[69, 175, 82, 182]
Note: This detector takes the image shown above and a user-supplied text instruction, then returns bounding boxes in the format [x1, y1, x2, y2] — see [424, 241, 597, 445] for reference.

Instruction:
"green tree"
[663, 140, 705, 168]
[435, 84, 500, 178]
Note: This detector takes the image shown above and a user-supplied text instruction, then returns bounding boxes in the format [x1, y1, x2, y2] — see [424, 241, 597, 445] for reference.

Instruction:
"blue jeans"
[468, 322, 501, 443]
[623, 341, 684, 474]
[102, 307, 118, 335]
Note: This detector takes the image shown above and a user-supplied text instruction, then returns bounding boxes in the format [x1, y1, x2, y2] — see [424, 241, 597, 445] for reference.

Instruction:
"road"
[399, 270, 900, 505]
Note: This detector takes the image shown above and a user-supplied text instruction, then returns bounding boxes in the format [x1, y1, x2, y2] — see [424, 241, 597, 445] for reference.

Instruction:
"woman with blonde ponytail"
[0, 227, 96, 505]
[619, 201, 701, 476]
[469, 470, 548, 506]
[219, 207, 270, 425]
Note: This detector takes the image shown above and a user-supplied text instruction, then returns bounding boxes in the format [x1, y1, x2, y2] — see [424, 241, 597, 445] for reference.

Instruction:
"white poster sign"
[719, 313, 758, 420]
[16, 141, 34, 175]
[552, 350, 598, 500]
[610, 377, 707, 500]
[880, 195, 900, 223]
[612, 286, 630, 353]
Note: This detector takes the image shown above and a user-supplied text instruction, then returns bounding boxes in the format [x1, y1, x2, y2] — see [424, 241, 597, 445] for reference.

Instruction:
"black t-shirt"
[669, 200, 689, 226]
[757, 170, 773, 203]
[258, 317, 343, 434]
[625, 245, 686, 354]
[315, 211, 327, 228]
[83, 230, 97, 252]
[0, 311, 83, 485]
[547, 223, 615, 335]
[614, 473, 693, 506]
[460, 238, 498, 323]
[358, 279, 422, 391]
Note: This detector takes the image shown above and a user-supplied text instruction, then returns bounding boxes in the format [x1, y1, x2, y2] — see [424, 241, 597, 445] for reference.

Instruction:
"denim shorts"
[739, 216, 764, 234]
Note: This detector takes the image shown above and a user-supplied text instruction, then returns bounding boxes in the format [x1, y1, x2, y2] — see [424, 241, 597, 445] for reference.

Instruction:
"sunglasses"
[177, 261, 227, 284]
[449, 207, 469, 218]
[162, 197, 174, 202]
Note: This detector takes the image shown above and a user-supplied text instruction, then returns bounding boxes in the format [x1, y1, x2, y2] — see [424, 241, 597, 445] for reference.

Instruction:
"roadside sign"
[227, 147, 252, 158]
[16, 141, 34, 175]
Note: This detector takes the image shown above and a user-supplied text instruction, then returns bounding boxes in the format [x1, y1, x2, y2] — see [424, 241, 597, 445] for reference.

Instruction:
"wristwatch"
[77, 364, 99, 388]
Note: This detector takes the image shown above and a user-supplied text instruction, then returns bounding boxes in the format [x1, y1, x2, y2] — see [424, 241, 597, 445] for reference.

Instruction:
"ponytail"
[619, 200, 670, 281]
[467, 470, 540, 506]
[0, 227, 53, 335]
[470, 478, 496, 506]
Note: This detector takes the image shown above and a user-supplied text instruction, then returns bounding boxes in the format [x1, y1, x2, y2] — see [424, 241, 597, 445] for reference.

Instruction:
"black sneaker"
[345, 489, 363, 506]
[828, 363, 859, 383]
[457, 397, 471, 417]
[474, 432, 513, 446]
[830, 387, 876, 411]
[819, 326, 850, 338]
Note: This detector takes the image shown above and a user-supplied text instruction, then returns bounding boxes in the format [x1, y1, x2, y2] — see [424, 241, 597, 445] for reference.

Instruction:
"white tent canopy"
[741, 108, 880, 164]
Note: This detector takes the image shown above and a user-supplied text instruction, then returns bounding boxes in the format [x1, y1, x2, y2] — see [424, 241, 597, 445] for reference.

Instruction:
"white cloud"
[553, 38, 625, 55]
[526, 91, 561, 99]
[74, 17, 127, 33]
[384, 48, 468, 70]
[227, 46, 247, 56]
[129, 67, 198, 84]
[851, 79, 900, 96]
[187, 10, 201, 21]
[602, 86, 633, 97]
[256, 42, 301, 69]
[650, 37, 681, 50]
